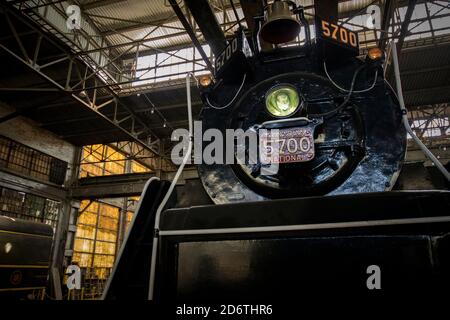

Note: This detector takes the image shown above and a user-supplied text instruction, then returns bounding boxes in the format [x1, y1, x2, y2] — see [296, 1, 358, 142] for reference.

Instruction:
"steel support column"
[184, 0, 227, 56]
[168, 0, 214, 72]
[0, 2, 162, 155]
[397, 0, 418, 55]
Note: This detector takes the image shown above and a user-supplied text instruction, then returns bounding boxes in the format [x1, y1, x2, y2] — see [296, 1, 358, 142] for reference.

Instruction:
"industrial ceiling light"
[150, 108, 155, 114]
[260, 0, 301, 44]
[265, 84, 300, 117]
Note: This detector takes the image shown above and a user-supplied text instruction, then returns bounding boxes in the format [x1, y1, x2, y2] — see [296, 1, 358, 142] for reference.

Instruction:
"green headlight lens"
[265, 85, 300, 117]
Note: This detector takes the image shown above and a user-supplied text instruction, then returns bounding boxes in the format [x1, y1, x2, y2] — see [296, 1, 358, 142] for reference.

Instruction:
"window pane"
[75, 224, 96, 240]
[96, 229, 117, 242]
[95, 241, 116, 255]
[74, 238, 94, 253]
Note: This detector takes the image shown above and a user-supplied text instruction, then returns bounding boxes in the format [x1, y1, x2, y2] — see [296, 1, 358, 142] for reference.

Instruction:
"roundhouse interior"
[0, 0, 449, 306]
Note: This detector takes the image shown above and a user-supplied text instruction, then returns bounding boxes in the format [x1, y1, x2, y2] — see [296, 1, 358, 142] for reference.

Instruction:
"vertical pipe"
[148, 73, 195, 300]
[391, 42, 450, 181]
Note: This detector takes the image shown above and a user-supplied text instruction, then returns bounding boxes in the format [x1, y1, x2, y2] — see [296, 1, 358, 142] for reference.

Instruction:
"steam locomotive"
[196, 1, 406, 204]
[104, 1, 449, 301]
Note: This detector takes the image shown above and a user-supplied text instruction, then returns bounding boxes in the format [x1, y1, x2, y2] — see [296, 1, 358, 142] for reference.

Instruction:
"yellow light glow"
[368, 47, 383, 60]
[265, 85, 300, 117]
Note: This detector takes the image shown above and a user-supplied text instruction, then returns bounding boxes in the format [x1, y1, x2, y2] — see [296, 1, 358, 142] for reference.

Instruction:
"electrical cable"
[205, 73, 247, 110]
[308, 64, 365, 117]
[323, 61, 378, 93]
[147, 72, 195, 300]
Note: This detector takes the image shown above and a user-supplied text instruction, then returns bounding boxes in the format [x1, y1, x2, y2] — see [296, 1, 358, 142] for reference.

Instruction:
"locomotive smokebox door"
[197, 0, 405, 204]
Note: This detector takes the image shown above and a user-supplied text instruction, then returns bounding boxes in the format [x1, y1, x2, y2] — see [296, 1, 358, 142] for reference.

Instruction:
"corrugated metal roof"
[79, 0, 393, 55]
[83, 0, 175, 23]
[3, 0, 448, 145]
[338, 0, 375, 14]
[387, 41, 450, 107]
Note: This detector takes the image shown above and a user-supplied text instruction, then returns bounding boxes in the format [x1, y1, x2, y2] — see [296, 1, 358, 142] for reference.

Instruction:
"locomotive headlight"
[265, 85, 300, 117]
[367, 47, 384, 60]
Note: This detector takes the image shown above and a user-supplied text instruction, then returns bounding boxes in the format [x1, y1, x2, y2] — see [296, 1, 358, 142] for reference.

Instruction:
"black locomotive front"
[102, 2, 449, 301]
[197, 3, 406, 204]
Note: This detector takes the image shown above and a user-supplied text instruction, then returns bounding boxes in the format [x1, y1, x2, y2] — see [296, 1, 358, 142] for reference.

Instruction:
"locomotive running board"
[159, 215, 450, 236]
[155, 191, 450, 299]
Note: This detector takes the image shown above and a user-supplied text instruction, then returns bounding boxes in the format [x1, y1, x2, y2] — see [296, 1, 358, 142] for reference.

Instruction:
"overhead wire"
[148, 72, 195, 300]
[308, 62, 379, 118]
[323, 61, 378, 93]
[205, 73, 247, 110]
[308, 64, 365, 117]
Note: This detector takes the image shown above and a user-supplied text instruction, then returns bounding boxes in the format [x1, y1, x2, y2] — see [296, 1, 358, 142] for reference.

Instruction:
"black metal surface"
[0, 2, 163, 147]
[379, 0, 394, 48]
[314, 0, 339, 24]
[0, 215, 53, 237]
[172, 235, 443, 299]
[214, 29, 253, 81]
[156, 191, 450, 300]
[239, 0, 264, 33]
[315, 18, 359, 62]
[161, 191, 450, 231]
[198, 45, 406, 204]
[0, 216, 53, 295]
[174, 179, 213, 208]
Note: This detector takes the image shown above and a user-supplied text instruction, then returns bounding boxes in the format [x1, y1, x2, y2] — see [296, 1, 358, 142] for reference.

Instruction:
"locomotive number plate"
[259, 127, 315, 164]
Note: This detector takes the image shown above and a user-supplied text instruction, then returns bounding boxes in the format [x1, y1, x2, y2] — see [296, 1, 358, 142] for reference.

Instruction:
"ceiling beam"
[379, 0, 394, 49]
[314, 0, 339, 23]
[148, 120, 189, 130]
[60, 127, 122, 139]
[0, 1, 162, 155]
[39, 100, 203, 127]
[239, 0, 263, 32]
[397, 0, 418, 55]
[75, 1, 430, 58]
[83, 0, 127, 11]
[168, 0, 214, 72]
[184, 0, 227, 56]
[101, 17, 239, 38]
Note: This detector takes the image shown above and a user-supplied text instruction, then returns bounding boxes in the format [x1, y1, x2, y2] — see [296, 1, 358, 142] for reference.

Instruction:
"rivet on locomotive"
[196, 0, 406, 204]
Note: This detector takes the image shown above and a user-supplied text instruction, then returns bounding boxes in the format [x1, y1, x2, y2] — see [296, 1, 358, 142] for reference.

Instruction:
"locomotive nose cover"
[199, 60, 406, 204]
